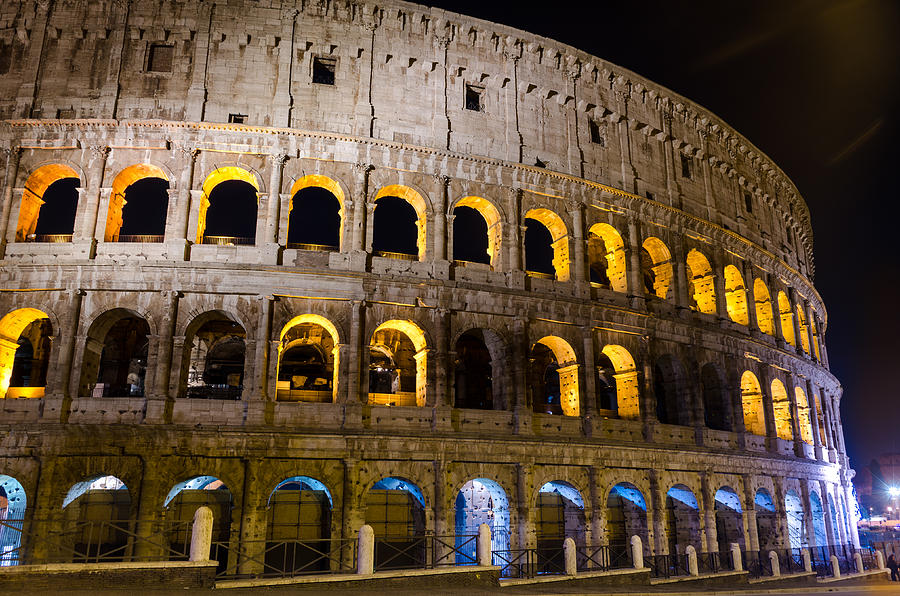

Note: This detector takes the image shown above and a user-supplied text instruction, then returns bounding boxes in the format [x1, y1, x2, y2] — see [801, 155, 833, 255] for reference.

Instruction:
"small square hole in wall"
[680, 154, 693, 179]
[228, 113, 247, 124]
[312, 57, 336, 85]
[465, 84, 484, 111]
[147, 44, 174, 73]
[589, 119, 605, 145]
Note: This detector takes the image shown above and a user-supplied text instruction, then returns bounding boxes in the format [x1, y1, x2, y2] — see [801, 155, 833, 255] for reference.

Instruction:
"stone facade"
[0, 0, 853, 568]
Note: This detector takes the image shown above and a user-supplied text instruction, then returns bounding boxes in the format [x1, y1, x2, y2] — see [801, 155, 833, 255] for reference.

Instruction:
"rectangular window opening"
[312, 57, 336, 85]
[680, 154, 693, 179]
[465, 84, 484, 111]
[147, 44, 174, 73]
[228, 113, 247, 124]
[589, 119, 605, 145]
[744, 193, 753, 213]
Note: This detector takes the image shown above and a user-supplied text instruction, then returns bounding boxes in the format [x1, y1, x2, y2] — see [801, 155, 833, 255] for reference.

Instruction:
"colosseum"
[0, 0, 857, 582]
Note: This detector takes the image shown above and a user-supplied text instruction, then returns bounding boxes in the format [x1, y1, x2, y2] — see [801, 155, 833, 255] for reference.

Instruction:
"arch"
[701, 363, 731, 431]
[61, 474, 131, 560]
[753, 278, 775, 335]
[78, 309, 150, 398]
[105, 163, 170, 242]
[530, 336, 579, 416]
[162, 475, 232, 568]
[453, 329, 498, 410]
[16, 164, 80, 242]
[813, 393, 827, 446]
[266, 476, 334, 574]
[197, 166, 260, 245]
[809, 491, 827, 547]
[453, 196, 502, 268]
[795, 386, 814, 445]
[785, 489, 806, 549]
[641, 237, 673, 300]
[368, 320, 427, 407]
[714, 486, 744, 551]
[182, 311, 246, 400]
[0, 475, 26, 566]
[599, 345, 639, 419]
[665, 484, 701, 554]
[0, 308, 52, 399]
[588, 223, 627, 292]
[365, 477, 426, 569]
[754, 488, 778, 550]
[795, 304, 811, 355]
[454, 478, 510, 565]
[724, 265, 749, 325]
[276, 314, 340, 403]
[686, 249, 716, 314]
[524, 208, 570, 281]
[777, 291, 795, 346]
[287, 174, 345, 251]
[771, 379, 793, 441]
[373, 184, 427, 261]
[606, 483, 649, 560]
[654, 354, 690, 426]
[536, 481, 586, 562]
[810, 316, 821, 361]
[740, 371, 766, 436]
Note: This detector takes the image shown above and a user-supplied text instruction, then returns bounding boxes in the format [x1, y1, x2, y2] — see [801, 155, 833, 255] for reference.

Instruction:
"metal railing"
[200, 235, 254, 246]
[372, 534, 477, 572]
[373, 250, 417, 261]
[186, 385, 243, 400]
[25, 234, 73, 243]
[575, 544, 631, 572]
[493, 548, 537, 578]
[645, 553, 690, 579]
[212, 538, 356, 579]
[286, 242, 338, 252]
[116, 235, 164, 243]
[696, 550, 734, 574]
[743, 550, 774, 578]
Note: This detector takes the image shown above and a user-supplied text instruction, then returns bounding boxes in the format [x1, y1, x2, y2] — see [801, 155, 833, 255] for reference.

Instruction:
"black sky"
[423, 0, 900, 470]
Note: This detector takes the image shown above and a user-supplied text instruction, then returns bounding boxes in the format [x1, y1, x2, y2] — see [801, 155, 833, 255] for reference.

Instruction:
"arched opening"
[266, 476, 333, 574]
[641, 237, 673, 300]
[785, 489, 806, 549]
[17, 164, 80, 242]
[276, 315, 339, 403]
[771, 379, 793, 441]
[753, 279, 775, 335]
[62, 475, 131, 562]
[701, 363, 731, 431]
[809, 491, 827, 548]
[365, 477, 426, 570]
[795, 386, 813, 445]
[754, 489, 778, 551]
[740, 371, 766, 436]
[714, 487, 744, 552]
[453, 196, 501, 269]
[287, 176, 343, 251]
[106, 164, 169, 242]
[598, 345, 639, 419]
[795, 305, 811, 355]
[454, 330, 497, 410]
[372, 185, 427, 261]
[79, 310, 150, 398]
[454, 478, 510, 565]
[163, 476, 232, 570]
[810, 316, 821, 361]
[368, 320, 427, 407]
[536, 481, 586, 571]
[827, 495, 841, 545]
[0, 308, 52, 399]
[814, 394, 827, 446]
[654, 354, 690, 426]
[665, 485, 701, 555]
[686, 249, 716, 314]
[529, 336, 579, 416]
[724, 265, 749, 325]
[587, 223, 626, 291]
[197, 167, 260, 245]
[777, 292, 795, 346]
[184, 313, 246, 400]
[524, 208, 569, 281]
[0, 475, 26, 566]
[606, 483, 649, 562]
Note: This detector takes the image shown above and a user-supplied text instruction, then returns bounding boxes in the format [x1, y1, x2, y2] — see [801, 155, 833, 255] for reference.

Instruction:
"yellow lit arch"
[641, 237, 673, 300]
[771, 379, 793, 441]
[197, 166, 261, 243]
[740, 371, 765, 436]
[795, 304, 810, 355]
[288, 175, 347, 250]
[370, 319, 428, 406]
[105, 164, 170, 242]
[454, 196, 502, 268]
[525, 208, 570, 281]
[777, 291, 795, 346]
[588, 223, 627, 292]
[601, 344, 639, 419]
[795, 386, 813, 445]
[754, 278, 775, 335]
[374, 184, 428, 261]
[536, 335, 579, 416]
[724, 265, 749, 326]
[686, 249, 716, 314]
[277, 314, 341, 403]
[0, 308, 51, 398]
[16, 164, 80, 241]
[810, 316, 821, 361]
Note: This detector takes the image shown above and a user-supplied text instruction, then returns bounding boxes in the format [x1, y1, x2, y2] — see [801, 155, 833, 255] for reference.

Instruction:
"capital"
[87, 145, 110, 159]
[432, 173, 451, 186]
[174, 144, 199, 160]
[354, 162, 374, 174]
[270, 153, 289, 166]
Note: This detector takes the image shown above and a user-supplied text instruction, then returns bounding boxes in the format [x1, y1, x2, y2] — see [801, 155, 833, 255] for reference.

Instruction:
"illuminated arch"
[288, 174, 346, 250]
[197, 166, 261, 243]
[455, 478, 510, 564]
[588, 223, 627, 292]
[641, 237, 673, 300]
[771, 379, 793, 441]
[810, 316, 821, 361]
[16, 163, 80, 241]
[740, 371, 765, 436]
[714, 486, 745, 550]
[606, 482, 649, 559]
[755, 488, 778, 550]
[795, 304, 811, 355]
[524, 208, 570, 281]
[665, 484, 701, 553]
[453, 196, 502, 268]
[795, 386, 813, 445]
[785, 489, 805, 549]
[777, 291, 795, 346]
[369, 320, 428, 406]
[754, 278, 775, 335]
[162, 475, 233, 556]
[0, 475, 26, 565]
[533, 335, 580, 416]
[63, 475, 129, 509]
[78, 308, 152, 398]
[686, 249, 716, 314]
[600, 344, 639, 419]
[266, 476, 334, 571]
[105, 164, 170, 242]
[536, 481, 586, 550]
[373, 184, 428, 260]
[724, 265, 749, 325]
[365, 477, 427, 564]
[0, 308, 52, 399]
[276, 314, 341, 403]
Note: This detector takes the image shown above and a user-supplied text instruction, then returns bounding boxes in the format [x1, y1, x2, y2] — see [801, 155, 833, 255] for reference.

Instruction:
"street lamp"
[889, 487, 900, 498]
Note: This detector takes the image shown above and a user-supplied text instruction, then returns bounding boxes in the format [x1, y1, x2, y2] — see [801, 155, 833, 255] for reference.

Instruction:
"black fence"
[211, 538, 356, 579]
[575, 544, 632, 572]
[645, 553, 690, 579]
[372, 534, 477, 572]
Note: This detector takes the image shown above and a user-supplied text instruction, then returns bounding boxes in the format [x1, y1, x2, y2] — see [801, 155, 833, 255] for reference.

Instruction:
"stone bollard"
[769, 550, 780, 576]
[876, 550, 885, 570]
[801, 549, 812, 573]
[630, 535, 643, 569]
[563, 537, 577, 576]
[476, 523, 492, 566]
[830, 554, 840, 579]
[357, 525, 375, 575]
[685, 545, 699, 576]
[854, 552, 864, 574]
[730, 543, 743, 572]
[189, 505, 214, 562]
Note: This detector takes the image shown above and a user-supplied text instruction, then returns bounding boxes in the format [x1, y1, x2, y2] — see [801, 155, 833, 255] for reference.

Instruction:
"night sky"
[423, 0, 900, 471]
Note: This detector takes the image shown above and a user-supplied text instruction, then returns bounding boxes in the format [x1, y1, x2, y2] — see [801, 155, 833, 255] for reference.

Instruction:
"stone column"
[568, 201, 588, 297]
[581, 326, 596, 436]
[511, 316, 531, 435]
[262, 153, 288, 263]
[73, 145, 110, 255]
[43, 289, 84, 419]
[515, 464, 534, 550]
[788, 287, 805, 356]
[350, 163, 373, 268]
[785, 371, 805, 457]
[815, 314, 829, 368]
[165, 145, 198, 261]
[742, 478, 760, 551]
[757, 366, 779, 453]
[700, 472, 716, 553]
[432, 175, 449, 262]
[433, 460, 447, 560]
[0, 147, 22, 258]
[769, 274, 787, 347]
[340, 458, 362, 570]
[842, 483, 860, 548]
[505, 187, 525, 288]
[670, 232, 690, 310]
[804, 301, 818, 362]
[626, 217, 645, 305]
[146, 290, 179, 423]
[245, 295, 274, 425]
[648, 470, 667, 555]
[743, 261, 759, 333]
[806, 378, 824, 460]
[799, 482, 817, 548]
[772, 477, 789, 549]
[819, 480, 837, 546]
[588, 465, 604, 549]
[433, 308, 451, 408]
[236, 458, 268, 576]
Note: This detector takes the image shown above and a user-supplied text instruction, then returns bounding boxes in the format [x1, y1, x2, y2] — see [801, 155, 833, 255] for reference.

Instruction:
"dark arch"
[32, 177, 80, 240]
[536, 481, 586, 571]
[452, 206, 490, 264]
[714, 487, 744, 551]
[203, 180, 258, 243]
[266, 476, 334, 574]
[118, 177, 169, 239]
[365, 477, 426, 569]
[62, 475, 131, 562]
[754, 488, 778, 551]
[524, 218, 555, 275]
[162, 476, 233, 571]
[287, 186, 341, 249]
[701, 363, 732, 431]
[372, 196, 418, 257]
[454, 330, 494, 410]
[606, 483, 649, 560]
[654, 354, 691, 426]
[79, 310, 151, 398]
[530, 342, 561, 415]
[665, 484, 701, 555]
[595, 352, 617, 411]
[184, 314, 247, 400]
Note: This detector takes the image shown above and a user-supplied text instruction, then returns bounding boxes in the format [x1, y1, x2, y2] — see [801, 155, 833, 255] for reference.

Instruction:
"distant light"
[889, 487, 900, 497]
